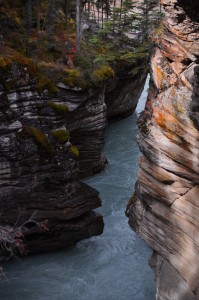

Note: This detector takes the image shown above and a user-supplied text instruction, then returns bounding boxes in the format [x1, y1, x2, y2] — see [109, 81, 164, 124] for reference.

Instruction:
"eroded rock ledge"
[127, 0, 199, 299]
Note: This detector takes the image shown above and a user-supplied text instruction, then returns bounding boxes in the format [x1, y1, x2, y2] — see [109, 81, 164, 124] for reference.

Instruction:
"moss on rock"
[48, 101, 68, 115]
[23, 126, 53, 154]
[51, 129, 70, 143]
[70, 145, 79, 157]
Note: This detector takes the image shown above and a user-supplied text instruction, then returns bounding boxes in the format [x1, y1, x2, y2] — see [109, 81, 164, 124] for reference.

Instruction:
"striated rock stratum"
[0, 41, 146, 256]
[127, 0, 199, 299]
[105, 70, 147, 121]
[0, 63, 105, 254]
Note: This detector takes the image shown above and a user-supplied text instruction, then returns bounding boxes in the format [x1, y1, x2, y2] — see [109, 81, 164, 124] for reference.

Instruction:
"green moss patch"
[48, 101, 68, 115]
[23, 126, 53, 153]
[70, 145, 79, 156]
[51, 129, 70, 143]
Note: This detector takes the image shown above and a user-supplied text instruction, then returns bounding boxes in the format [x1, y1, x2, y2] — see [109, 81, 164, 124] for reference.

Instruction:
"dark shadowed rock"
[58, 85, 107, 178]
[105, 70, 148, 121]
[0, 66, 104, 255]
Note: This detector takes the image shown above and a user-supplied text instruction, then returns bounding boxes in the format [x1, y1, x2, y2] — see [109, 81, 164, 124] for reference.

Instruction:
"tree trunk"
[43, 0, 55, 31]
[25, 0, 32, 29]
[76, 0, 81, 53]
[88, 1, 90, 20]
[112, 0, 116, 34]
[102, 0, 104, 28]
[64, 0, 69, 29]
[119, 0, 123, 28]
[36, 0, 40, 30]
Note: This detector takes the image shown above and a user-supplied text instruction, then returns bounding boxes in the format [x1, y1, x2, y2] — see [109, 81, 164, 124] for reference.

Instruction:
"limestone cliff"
[127, 0, 199, 299]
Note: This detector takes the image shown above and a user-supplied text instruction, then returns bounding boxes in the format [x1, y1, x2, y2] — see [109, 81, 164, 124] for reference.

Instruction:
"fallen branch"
[0, 214, 48, 262]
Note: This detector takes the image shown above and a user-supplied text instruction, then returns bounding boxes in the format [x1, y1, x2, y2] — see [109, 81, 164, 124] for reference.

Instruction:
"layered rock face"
[57, 71, 146, 177]
[0, 65, 104, 254]
[0, 49, 147, 255]
[105, 70, 147, 121]
[56, 84, 107, 178]
[127, 1, 199, 299]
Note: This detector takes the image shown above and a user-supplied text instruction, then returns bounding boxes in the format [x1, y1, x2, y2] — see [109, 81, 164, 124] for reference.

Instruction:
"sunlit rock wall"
[127, 0, 199, 299]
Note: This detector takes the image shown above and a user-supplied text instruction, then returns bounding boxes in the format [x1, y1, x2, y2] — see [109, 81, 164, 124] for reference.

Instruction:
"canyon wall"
[105, 70, 147, 121]
[0, 47, 146, 256]
[0, 63, 105, 254]
[127, 0, 199, 299]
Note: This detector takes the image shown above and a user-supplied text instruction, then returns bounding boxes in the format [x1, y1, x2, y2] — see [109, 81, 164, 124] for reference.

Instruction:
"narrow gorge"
[0, 46, 147, 256]
[1, 0, 199, 299]
[127, 0, 199, 299]
[0, 83, 156, 299]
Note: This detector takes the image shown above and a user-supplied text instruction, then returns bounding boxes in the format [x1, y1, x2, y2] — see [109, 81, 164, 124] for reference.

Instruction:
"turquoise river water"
[0, 78, 156, 300]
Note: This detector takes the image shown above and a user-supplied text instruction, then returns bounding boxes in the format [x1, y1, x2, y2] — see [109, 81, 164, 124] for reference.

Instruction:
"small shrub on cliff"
[120, 50, 147, 63]
[73, 54, 92, 69]
[51, 129, 70, 143]
[37, 76, 58, 95]
[63, 69, 88, 89]
[91, 66, 114, 84]
[0, 49, 59, 95]
[9, 54, 38, 77]
[63, 69, 80, 86]
[7, 32, 27, 54]
[48, 84, 59, 95]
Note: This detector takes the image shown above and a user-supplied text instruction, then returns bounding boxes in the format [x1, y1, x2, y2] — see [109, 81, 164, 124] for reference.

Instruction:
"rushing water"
[0, 77, 155, 300]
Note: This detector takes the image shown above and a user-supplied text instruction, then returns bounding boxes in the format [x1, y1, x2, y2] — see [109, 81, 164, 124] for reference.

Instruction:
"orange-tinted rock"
[151, 48, 178, 90]
[127, 0, 199, 299]
[170, 62, 186, 75]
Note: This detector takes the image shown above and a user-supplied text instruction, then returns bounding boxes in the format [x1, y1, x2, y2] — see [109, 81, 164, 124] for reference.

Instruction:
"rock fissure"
[172, 185, 195, 204]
